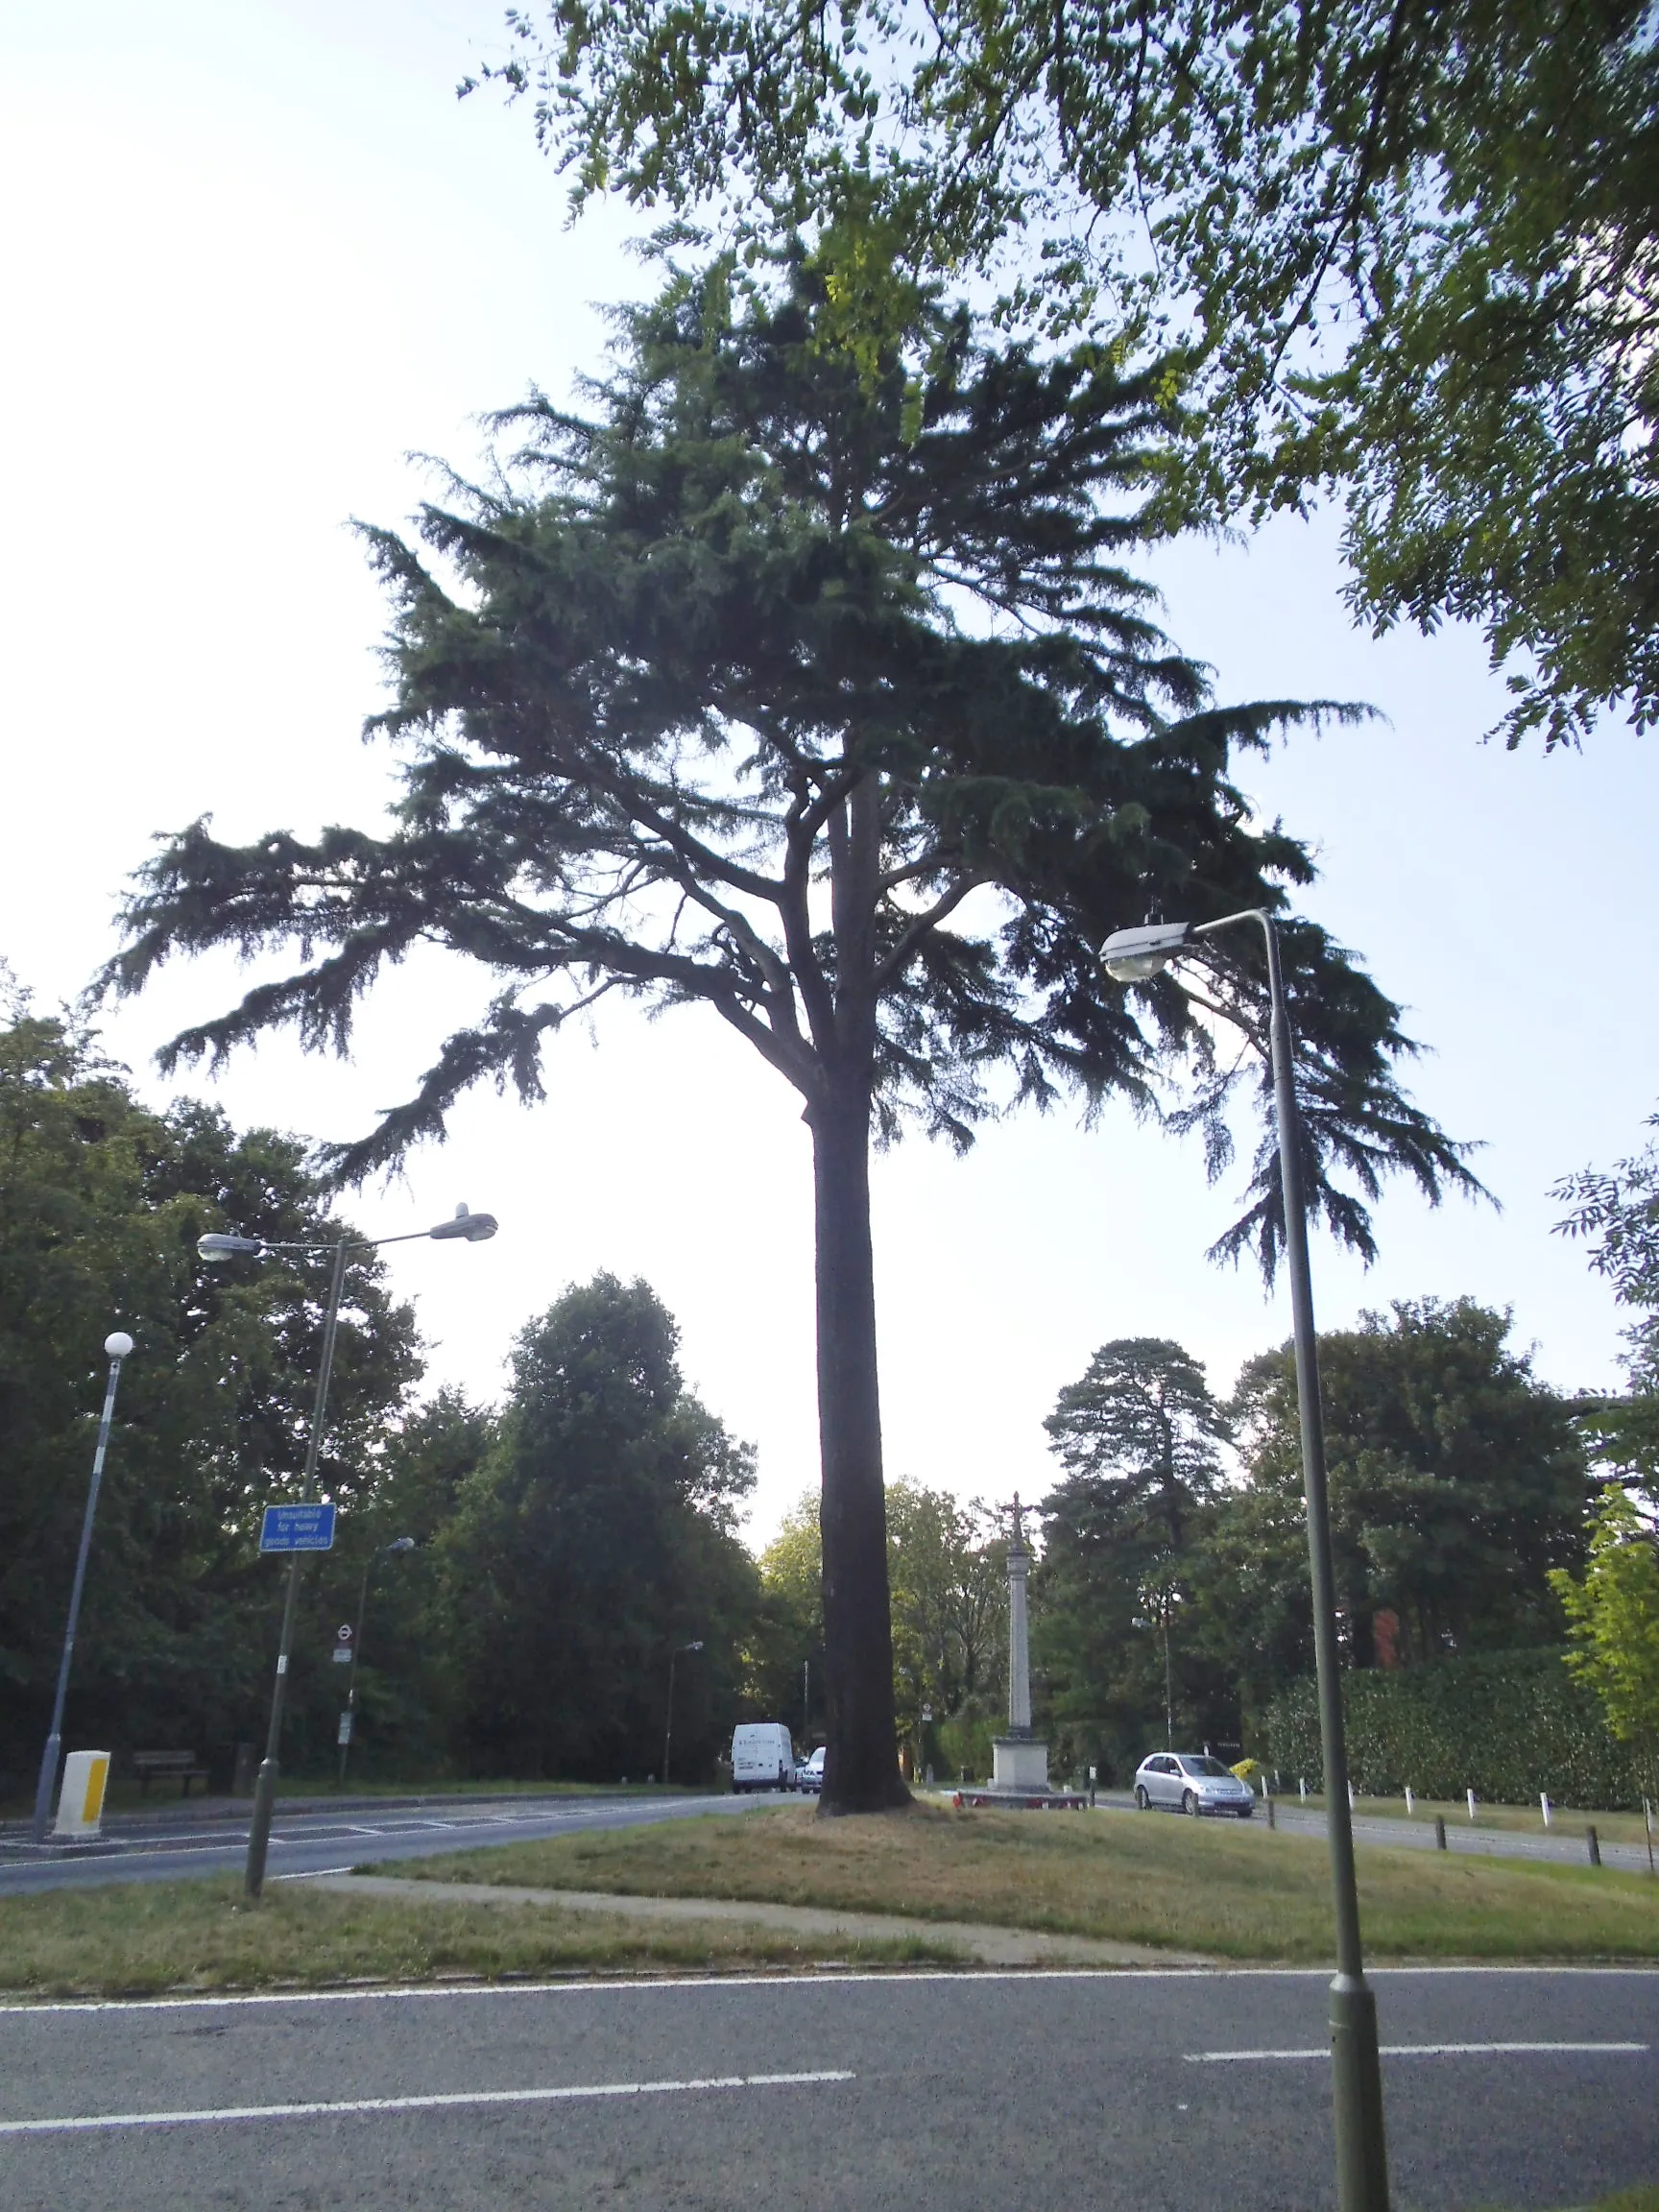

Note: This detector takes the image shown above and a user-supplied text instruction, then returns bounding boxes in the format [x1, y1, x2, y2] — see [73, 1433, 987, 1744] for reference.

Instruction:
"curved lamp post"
[1103, 911, 1390, 2212]
[662, 1640, 704, 1788]
[31, 1332, 135, 1843]
[338, 1536, 417, 1788]
[201, 1204, 497, 1897]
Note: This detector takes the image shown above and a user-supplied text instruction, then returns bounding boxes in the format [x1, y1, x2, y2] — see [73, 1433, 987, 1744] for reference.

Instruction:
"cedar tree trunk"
[810, 777, 910, 1815]
[810, 1073, 909, 1815]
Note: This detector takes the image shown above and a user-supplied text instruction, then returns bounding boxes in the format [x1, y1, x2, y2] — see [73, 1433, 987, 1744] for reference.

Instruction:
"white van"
[731, 1722, 794, 1792]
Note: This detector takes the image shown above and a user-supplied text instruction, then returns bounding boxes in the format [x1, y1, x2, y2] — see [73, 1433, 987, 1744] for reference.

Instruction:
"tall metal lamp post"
[200, 1204, 498, 1898]
[338, 1536, 416, 1788]
[31, 1331, 135, 1843]
[661, 1640, 704, 1788]
[1103, 912, 1390, 2212]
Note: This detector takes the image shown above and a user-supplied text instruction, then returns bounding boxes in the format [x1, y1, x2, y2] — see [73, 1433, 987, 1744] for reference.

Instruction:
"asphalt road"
[0, 1966, 1651, 2209]
[0, 1793, 755, 1898]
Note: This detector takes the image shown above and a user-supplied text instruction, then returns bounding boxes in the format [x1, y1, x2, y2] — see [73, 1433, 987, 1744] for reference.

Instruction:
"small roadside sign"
[259, 1503, 337, 1553]
[337, 1712, 352, 1746]
[332, 1624, 353, 1663]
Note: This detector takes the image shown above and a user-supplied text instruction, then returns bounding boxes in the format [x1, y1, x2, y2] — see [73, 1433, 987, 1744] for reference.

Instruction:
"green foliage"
[1554, 1113, 1659, 1481]
[1551, 1482, 1659, 1791]
[497, 2, 1659, 749]
[0, 983, 421, 1782]
[752, 1481, 1008, 1766]
[885, 1481, 1006, 1769]
[1216, 1299, 1588, 1690]
[742, 1493, 822, 1737]
[1037, 1337, 1236, 1775]
[1264, 1647, 1642, 1808]
[427, 1273, 758, 1781]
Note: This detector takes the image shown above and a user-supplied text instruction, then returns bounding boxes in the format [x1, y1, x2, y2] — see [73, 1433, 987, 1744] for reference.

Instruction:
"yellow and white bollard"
[54, 1750, 110, 1839]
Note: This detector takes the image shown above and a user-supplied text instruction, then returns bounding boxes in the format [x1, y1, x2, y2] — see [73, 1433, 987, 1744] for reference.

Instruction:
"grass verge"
[396, 1799, 1659, 1962]
[0, 1875, 953, 2002]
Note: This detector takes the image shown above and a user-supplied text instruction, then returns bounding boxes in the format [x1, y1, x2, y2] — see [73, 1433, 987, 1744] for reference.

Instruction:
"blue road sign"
[259, 1503, 337, 1553]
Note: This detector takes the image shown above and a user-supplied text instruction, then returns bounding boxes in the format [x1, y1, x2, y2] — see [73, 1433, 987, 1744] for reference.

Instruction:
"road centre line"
[6, 1964, 1658, 2019]
[1187, 2042, 1648, 2062]
[0, 2069, 855, 2137]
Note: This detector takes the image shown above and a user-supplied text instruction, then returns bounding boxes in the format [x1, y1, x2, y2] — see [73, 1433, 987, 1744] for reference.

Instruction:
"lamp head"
[197, 1232, 266, 1262]
[386, 1536, 417, 1554]
[428, 1203, 499, 1243]
[1101, 921, 1191, 982]
[104, 1332, 134, 1359]
[687, 1639, 704, 1652]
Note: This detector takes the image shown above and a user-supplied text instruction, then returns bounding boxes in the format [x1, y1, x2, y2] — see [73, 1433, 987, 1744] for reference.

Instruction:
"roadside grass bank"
[1285, 1791, 1655, 1851]
[0, 1874, 950, 2001]
[394, 1800, 1659, 1962]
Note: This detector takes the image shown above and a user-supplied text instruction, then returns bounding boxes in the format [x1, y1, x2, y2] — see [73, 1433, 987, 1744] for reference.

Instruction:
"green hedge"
[1263, 1648, 1644, 1810]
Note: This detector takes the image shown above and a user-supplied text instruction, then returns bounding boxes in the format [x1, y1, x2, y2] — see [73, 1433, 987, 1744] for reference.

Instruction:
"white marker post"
[1540, 1793, 1551, 1829]
[1467, 1789, 1478, 1823]
[53, 1750, 110, 1839]
[1405, 1787, 1414, 1816]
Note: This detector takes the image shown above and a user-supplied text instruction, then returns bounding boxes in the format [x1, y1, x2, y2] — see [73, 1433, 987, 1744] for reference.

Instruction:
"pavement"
[0, 1791, 757, 1898]
[317, 1872, 1209, 1967]
[1096, 1790, 1659, 1875]
[0, 1965, 1651, 2208]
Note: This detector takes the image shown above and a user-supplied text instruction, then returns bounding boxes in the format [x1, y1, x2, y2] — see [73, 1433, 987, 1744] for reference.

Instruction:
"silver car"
[1133, 1751, 1256, 1817]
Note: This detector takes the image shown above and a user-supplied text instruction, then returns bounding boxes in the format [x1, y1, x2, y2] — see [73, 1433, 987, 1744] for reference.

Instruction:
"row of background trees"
[8, 979, 1654, 1799]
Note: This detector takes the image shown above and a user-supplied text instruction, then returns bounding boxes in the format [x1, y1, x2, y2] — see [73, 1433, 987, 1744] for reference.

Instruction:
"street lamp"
[338, 1537, 417, 1788]
[661, 1640, 704, 1788]
[200, 1203, 498, 1897]
[1102, 910, 1390, 2212]
[31, 1332, 135, 1843]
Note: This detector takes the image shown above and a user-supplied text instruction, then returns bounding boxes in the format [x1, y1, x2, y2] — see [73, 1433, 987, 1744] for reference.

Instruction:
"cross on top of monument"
[1006, 1492, 1028, 1554]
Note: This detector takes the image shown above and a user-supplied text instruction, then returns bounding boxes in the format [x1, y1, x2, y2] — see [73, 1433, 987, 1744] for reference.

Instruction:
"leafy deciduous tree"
[1222, 1298, 1589, 1687]
[489, 0, 1659, 749]
[1554, 1113, 1659, 1483]
[429, 1273, 757, 1781]
[1551, 1481, 1659, 1807]
[0, 982, 421, 1777]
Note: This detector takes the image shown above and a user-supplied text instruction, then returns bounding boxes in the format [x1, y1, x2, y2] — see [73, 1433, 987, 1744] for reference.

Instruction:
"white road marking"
[1187, 2042, 1648, 2062]
[0, 2069, 855, 2136]
[4, 1963, 1656, 2019]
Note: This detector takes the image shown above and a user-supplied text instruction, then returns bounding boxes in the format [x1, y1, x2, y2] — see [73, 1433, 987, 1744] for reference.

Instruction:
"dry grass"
[0, 1873, 950, 2002]
[400, 1799, 1659, 1962]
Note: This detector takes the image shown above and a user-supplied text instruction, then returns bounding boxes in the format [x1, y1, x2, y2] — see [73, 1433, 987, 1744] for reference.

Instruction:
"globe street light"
[337, 1536, 417, 1788]
[200, 1204, 498, 1896]
[31, 1332, 136, 1843]
[662, 1640, 704, 1788]
[1102, 910, 1390, 2212]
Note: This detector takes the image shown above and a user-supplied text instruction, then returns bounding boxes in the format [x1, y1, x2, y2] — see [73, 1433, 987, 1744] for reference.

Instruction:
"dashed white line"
[0, 2069, 855, 2135]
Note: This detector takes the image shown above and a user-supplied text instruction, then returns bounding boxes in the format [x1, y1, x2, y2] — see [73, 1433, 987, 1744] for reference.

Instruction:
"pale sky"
[4, 1, 1656, 1548]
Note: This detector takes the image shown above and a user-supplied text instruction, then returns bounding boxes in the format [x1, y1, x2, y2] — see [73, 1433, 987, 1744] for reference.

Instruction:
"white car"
[1133, 1751, 1256, 1817]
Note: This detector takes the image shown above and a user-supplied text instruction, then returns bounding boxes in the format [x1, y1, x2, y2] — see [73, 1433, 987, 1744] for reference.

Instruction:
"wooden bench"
[132, 1750, 211, 1798]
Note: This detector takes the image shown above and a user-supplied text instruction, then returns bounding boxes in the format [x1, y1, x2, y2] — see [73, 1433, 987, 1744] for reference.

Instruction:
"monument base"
[993, 1734, 1052, 1792]
[952, 1734, 1087, 1811]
